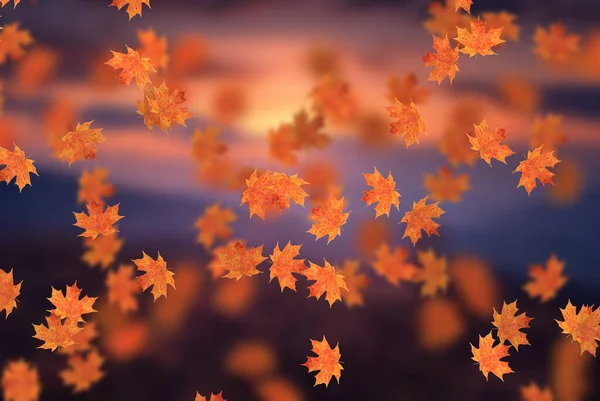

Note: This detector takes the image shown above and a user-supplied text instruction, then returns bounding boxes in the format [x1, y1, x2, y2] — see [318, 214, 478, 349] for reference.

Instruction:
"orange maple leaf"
[310, 75, 357, 125]
[132, 251, 175, 301]
[531, 114, 566, 153]
[269, 242, 307, 292]
[42, 99, 76, 158]
[482, 11, 520, 41]
[191, 126, 227, 164]
[110, 0, 150, 20]
[302, 336, 343, 387]
[0, 269, 21, 318]
[371, 243, 417, 286]
[454, 0, 472, 13]
[0, 0, 20, 7]
[304, 259, 348, 307]
[82, 233, 123, 269]
[73, 201, 124, 239]
[0, 144, 38, 191]
[514, 146, 561, 195]
[195, 203, 237, 249]
[471, 331, 514, 381]
[556, 301, 600, 356]
[78, 167, 115, 204]
[533, 23, 580, 62]
[1, 360, 40, 401]
[58, 321, 98, 356]
[362, 167, 401, 218]
[32, 314, 82, 351]
[423, 34, 460, 85]
[219, 240, 266, 280]
[137, 81, 192, 133]
[424, 166, 470, 202]
[60, 349, 105, 393]
[269, 123, 300, 166]
[338, 260, 369, 308]
[136, 28, 168, 71]
[492, 300, 533, 351]
[169, 35, 209, 78]
[385, 73, 430, 105]
[241, 170, 309, 220]
[107, 264, 141, 313]
[105, 46, 156, 89]
[521, 382, 553, 401]
[195, 391, 226, 401]
[14, 47, 58, 93]
[523, 254, 567, 302]
[291, 109, 329, 150]
[424, 1, 473, 38]
[498, 76, 540, 114]
[400, 196, 445, 246]
[0, 22, 33, 64]
[455, 19, 505, 57]
[60, 121, 106, 166]
[47, 282, 97, 323]
[307, 193, 350, 244]
[438, 125, 478, 166]
[468, 119, 515, 166]
[414, 248, 449, 296]
[385, 100, 427, 147]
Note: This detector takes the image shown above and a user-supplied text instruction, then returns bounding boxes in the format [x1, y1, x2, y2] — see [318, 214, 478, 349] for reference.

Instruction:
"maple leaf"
[191, 126, 227, 164]
[556, 301, 600, 356]
[60, 121, 106, 166]
[195, 203, 237, 249]
[492, 301, 533, 351]
[0, 144, 38, 191]
[498, 76, 540, 114]
[424, 1, 473, 38]
[105, 46, 156, 89]
[219, 240, 266, 280]
[468, 119, 515, 166]
[514, 146, 561, 195]
[338, 260, 369, 308]
[439, 125, 478, 166]
[60, 349, 105, 393]
[0, 0, 20, 7]
[195, 391, 226, 401]
[385, 100, 427, 147]
[82, 233, 123, 269]
[269, 242, 307, 292]
[137, 28, 168, 71]
[423, 34, 460, 85]
[291, 109, 329, 150]
[385, 73, 430, 105]
[302, 336, 343, 387]
[521, 382, 553, 401]
[15, 47, 59, 93]
[110, 0, 150, 20]
[455, 19, 505, 57]
[137, 81, 192, 133]
[58, 322, 98, 356]
[424, 166, 470, 202]
[371, 243, 417, 286]
[0, 22, 33, 64]
[107, 264, 141, 313]
[47, 282, 97, 323]
[310, 75, 357, 125]
[73, 201, 124, 239]
[304, 259, 348, 307]
[241, 170, 309, 220]
[400, 196, 445, 246]
[454, 0, 472, 13]
[523, 254, 567, 302]
[42, 99, 76, 158]
[0, 269, 21, 318]
[533, 23, 580, 62]
[32, 314, 82, 351]
[269, 123, 299, 166]
[482, 11, 520, 41]
[362, 167, 401, 218]
[78, 167, 115, 204]
[414, 248, 449, 296]
[132, 251, 175, 301]
[307, 193, 350, 244]
[471, 331, 514, 381]
[1, 360, 40, 401]
[531, 114, 566, 153]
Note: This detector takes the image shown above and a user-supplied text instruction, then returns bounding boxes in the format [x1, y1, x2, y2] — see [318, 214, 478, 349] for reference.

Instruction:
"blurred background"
[0, 0, 599, 400]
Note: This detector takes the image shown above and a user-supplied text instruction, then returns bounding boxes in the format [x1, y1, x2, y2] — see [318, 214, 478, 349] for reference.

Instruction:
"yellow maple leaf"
[514, 146, 561, 195]
[132, 251, 175, 301]
[0, 144, 38, 191]
[400, 196, 445, 246]
[385, 100, 427, 147]
[302, 336, 343, 387]
[105, 45, 156, 89]
[455, 18, 506, 57]
[307, 193, 350, 244]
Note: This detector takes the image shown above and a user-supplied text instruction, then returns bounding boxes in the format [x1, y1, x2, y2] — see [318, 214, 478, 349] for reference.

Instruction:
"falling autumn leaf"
[385, 100, 427, 147]
[531, 114, 566, 152]
[110, 0, 150, 20]
[520, 382, 553, 401]
[106, 264, 141, 313]
[385, 73, 430, 105]
[269, 242, 307, 292]
[105, 46, 156, 89]
[556, 301, 600, 356]
[32, 314, 82, 351]
[468, 119, 515, 166]
[0, 269, 21, 318]
[302, 336, 343, 387]
[58, 322, 99, 356]
[195, 391, 226, 401]
[455, 19, 506, 57]
[547, 160, 584, 205]
[514, 146, 561, 195]
[414, 248, 449, 296]
[132, 251, 176, 301]
[0, 22, 33, 65]
[424, 166, 470, 202]
[471, 332, 514, 381]
[0, 0, 20, 7]
[492, 300, 533, 351]
[73, 201, 124, 239]
[14, 46, 58, 93]
[454, 0, 472, 13]
[0, 144, 38, 191]
[137, 81, 192, 133]
[424, 1, 473, 39]
[400, 196, 445, 246]
[338, 260, 369, 308]
[195, 203, 237, 249]
[218, 240, 267, 280]
[43, 99, 76, 158]
[48, 282, 97, 323]
[523, 254, 567, 302]
[60, 121, 106, 166]
[423, 34, 460, 85]
[78, 167, 115, 204]
[310, 75, 357, 125]
[533, 23, 580, 63]
[136, 28, 168, 71]
[482, 11, 520, 41]
[498, 76, 540, 114]
[361, 167, 401, 218]
[371, 243, 417, 286]
[60, 349, 105, 393]
[307, 193, 350, 244]
[82, 234, 123, 270]
[1, 360, 40, 401]
[304, 259, 348, 307]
